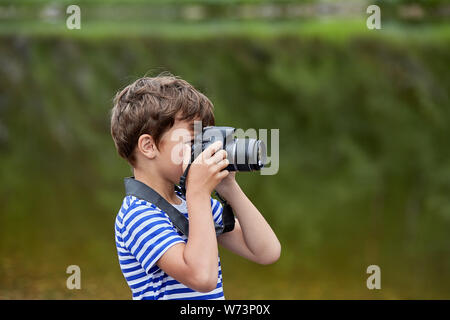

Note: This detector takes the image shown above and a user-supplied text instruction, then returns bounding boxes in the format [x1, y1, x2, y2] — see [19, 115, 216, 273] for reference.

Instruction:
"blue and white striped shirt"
[115, 191, 225, 300]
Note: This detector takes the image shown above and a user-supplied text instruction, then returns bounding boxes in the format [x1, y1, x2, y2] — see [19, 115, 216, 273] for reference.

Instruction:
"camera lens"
[196, 126, 266, 172]
[248, 139, 266, 171]
[229, 138, 266, 171]
[256, 140, 266, 169]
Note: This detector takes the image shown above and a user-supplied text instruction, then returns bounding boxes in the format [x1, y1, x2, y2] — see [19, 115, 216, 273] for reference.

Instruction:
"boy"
[110, 74, 281, 300]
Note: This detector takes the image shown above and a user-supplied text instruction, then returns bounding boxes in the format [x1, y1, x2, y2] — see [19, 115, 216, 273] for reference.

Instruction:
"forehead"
[171, 118, 195, 133]
[173, 113, 207, 132]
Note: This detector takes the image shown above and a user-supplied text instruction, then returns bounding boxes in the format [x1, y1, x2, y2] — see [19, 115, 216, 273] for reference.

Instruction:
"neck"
[133, 167, 180, 205]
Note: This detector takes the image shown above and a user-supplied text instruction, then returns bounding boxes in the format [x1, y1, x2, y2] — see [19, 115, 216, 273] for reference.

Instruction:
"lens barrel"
[226, 138, 266, 172]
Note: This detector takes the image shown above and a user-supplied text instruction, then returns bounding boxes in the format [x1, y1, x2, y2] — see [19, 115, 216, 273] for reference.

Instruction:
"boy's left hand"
[214, 171, 237, 199]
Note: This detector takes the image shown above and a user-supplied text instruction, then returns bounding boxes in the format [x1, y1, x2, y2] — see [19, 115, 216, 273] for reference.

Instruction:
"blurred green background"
[0, 0, 449, 299]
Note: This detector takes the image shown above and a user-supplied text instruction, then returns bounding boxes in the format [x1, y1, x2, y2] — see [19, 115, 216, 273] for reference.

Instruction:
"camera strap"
[124, 176, 235, 237]
[179, 164, 235, 234]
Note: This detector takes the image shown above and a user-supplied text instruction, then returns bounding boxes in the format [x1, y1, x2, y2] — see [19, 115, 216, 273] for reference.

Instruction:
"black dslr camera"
[192, 126, 266, 171]
[178, 126, 266, 233]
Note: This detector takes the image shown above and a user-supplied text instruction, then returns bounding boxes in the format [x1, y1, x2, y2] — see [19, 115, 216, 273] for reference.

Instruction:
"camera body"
[192, 126, 266, 172]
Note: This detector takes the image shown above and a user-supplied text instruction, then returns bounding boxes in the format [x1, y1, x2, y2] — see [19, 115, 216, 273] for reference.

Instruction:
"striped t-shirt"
[114, 190, 225, 300]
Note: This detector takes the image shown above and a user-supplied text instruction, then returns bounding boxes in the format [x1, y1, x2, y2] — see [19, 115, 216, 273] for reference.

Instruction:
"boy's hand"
[215, 171, 237, 199]
[183, 141, 229, 196]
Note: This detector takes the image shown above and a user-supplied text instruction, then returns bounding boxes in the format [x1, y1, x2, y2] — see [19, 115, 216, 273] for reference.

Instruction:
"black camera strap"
[124, 176, 235, 237]
[179, 163, 191, 196]
[179, 164, 235, 234]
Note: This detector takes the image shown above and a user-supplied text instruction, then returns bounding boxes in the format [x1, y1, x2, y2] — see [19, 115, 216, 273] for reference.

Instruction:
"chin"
[169, 171, 183, 185]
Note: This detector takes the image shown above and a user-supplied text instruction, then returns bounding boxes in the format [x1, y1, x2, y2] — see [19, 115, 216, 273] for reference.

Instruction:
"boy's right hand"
[183, 141, 229, 196]
[159, 141, 226, 293]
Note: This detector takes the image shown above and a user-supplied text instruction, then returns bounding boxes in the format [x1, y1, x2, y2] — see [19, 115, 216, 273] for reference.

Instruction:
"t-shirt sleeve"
[211, 198, 224, 227]
[122, 203, 185, 274]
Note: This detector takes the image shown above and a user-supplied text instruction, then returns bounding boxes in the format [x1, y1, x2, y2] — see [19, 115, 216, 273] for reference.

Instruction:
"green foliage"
[0, 20, 449, 298]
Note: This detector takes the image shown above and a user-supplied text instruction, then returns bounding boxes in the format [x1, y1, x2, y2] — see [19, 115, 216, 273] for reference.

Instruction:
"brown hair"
[110, 74, 215, 165]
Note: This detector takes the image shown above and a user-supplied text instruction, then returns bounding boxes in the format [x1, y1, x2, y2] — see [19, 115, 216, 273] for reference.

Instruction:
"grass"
[0, 18, 449, 43]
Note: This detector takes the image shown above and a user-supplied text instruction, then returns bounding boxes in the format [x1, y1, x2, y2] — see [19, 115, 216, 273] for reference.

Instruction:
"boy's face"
[154, 118, 196, 184]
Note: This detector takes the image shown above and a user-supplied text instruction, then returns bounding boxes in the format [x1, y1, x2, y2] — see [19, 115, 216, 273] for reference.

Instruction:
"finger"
[217, 169, 229, 180]
[206, 149, 227, 165]
[203, 141, 223, 159]
[215, 158, 229, 171]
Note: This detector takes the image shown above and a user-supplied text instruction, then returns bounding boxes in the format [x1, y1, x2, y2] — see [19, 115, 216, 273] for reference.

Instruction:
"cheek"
[168, 142, 184, 164]
[160, 142, 185, 172]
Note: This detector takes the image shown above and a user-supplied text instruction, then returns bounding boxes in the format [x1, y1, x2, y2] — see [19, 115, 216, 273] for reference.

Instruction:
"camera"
[192, 126, 266, 171]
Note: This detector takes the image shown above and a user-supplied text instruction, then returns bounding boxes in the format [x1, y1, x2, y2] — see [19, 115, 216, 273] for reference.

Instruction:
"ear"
[137, 134, 158, 160]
